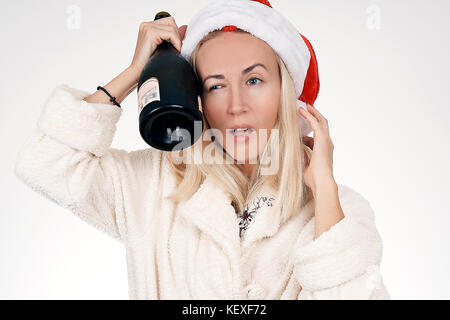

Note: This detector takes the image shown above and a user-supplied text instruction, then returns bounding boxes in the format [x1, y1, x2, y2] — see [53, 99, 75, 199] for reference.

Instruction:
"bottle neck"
[153, 40, 178, 55]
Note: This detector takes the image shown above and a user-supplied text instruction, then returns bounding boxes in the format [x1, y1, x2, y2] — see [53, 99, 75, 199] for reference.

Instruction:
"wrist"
[110, 66, 140, 103]
[311, 175, 337, 199]
[127, 64, 142, 77]
[125, 65, 141, 84]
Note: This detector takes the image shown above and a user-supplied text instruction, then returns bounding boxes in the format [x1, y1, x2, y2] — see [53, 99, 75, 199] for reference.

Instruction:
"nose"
[227, 85, 247, 116]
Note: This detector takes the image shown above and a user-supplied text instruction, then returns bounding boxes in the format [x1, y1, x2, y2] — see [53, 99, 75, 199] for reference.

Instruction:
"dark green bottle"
[137, 11, 203, 152]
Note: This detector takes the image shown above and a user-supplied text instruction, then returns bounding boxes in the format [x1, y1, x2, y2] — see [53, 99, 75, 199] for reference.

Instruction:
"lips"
[228, 124, 255, 135]
[230, 128, 255, 135]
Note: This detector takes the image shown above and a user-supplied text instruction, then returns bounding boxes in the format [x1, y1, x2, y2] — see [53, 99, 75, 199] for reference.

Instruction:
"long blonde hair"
[164, 29, 312, 224]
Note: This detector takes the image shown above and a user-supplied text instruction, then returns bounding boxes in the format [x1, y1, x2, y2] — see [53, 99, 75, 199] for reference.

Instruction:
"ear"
[179, 25, 188, 41]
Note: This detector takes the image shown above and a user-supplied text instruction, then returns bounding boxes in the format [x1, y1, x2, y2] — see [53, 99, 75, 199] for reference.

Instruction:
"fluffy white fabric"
[37, 84, 122, 157]
[15, 84, 390, 299]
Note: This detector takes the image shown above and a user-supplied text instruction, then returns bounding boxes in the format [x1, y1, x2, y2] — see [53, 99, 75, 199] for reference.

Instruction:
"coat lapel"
[240, 184, 316, 249]
[177, 174, 313, 251]
[177, 175, 241, 253]
[240, 183, 282, 248]
[177, 176, 294, 249]
[176, 175, 245, 299]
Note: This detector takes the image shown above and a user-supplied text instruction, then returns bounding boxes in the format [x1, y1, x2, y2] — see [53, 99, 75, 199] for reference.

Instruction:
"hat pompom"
[221, 25, 238, 31]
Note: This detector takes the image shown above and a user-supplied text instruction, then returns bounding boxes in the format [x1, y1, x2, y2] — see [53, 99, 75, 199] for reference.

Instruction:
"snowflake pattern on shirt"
[232, 195, 276, 238]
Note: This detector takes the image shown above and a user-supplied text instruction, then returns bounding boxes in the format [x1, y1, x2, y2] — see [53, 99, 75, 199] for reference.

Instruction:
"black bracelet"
[96, 86, 121, 108]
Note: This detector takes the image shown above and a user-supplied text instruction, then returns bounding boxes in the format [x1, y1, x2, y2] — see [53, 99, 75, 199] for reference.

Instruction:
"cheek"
[201, 99, 224, 128]
[255, 91, 279, 127]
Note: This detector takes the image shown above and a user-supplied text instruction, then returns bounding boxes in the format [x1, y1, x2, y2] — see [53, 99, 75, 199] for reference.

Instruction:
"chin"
[219, 130, 268, 164]
[227, 145, 260, 165]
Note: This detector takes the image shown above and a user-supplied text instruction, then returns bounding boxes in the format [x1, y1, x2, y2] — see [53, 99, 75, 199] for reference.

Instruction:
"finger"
[151, 23, 176, 32]
[306, 104, 328, 125]
[155, 17, 182, 42]
[179, 25, 187, 41]
[298, 107, 319, 132]
[306, 104, 330, 133]
[154, 16, 178, 29]
[152, 25, 182, 51]
[151, 22, 181, 41]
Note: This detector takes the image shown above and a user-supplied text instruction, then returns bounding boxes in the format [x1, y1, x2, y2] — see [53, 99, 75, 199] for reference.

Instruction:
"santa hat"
[180, 0, 320, 137]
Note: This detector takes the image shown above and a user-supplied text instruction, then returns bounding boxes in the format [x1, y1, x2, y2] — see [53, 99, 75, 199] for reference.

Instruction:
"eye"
[208, 78, 262, 92]
[248, 77, 262, 85]
[208, 84, 222, 91]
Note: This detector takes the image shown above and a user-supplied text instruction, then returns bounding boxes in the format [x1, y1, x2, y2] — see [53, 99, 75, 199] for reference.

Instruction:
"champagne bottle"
[137, 11, 203, 152]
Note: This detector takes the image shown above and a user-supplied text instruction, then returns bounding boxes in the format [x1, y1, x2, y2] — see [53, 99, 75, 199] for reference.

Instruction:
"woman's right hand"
[129, 17, 187, 75]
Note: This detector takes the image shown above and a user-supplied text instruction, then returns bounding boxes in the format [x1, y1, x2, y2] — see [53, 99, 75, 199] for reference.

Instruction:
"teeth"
[231, 128, 254, 135]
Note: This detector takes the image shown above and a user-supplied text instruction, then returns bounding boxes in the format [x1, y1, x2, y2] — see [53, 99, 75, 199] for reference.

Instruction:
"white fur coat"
[15, 84, 390, 300]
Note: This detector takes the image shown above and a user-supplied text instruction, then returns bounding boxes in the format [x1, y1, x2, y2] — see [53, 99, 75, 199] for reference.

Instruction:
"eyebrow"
[201, 63, 267, 85]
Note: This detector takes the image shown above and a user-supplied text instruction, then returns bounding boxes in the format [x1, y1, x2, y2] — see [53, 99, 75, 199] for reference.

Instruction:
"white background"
[1, 0, 449, 299]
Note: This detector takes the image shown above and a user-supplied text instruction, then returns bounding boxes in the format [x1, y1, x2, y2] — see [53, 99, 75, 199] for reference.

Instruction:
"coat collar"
[177, 175, 296, 250]
[176, 174, 241, 252]
[176, 175, 245, 298]
[173, 174, 316, 299]
[239, 182, 282, 248]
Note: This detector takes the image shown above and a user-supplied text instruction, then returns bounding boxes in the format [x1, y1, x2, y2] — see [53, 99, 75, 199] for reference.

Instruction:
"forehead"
[196, 32, 277, 75]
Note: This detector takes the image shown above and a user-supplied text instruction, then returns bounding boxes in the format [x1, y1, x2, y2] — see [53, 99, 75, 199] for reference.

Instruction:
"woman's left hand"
[298, 104, 336, 195]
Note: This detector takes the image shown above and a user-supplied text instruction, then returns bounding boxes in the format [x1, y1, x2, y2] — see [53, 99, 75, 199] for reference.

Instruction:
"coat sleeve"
[291, 184, 391, 299]
[15, 84, 133, 243]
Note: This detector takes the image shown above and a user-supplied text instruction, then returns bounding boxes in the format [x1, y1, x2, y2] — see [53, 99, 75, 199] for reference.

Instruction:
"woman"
[15, 0, 390, 299]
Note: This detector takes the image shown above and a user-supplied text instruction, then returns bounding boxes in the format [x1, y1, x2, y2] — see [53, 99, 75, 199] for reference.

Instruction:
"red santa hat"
[180, 0, 320, 137]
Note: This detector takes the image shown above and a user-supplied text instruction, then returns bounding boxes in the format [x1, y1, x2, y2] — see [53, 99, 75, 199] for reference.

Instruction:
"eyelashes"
[208, 77, 262, 92]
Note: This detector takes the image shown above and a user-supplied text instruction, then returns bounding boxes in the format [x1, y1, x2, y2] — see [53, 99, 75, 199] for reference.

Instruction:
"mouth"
[226, 127, 256, 144]
[229, 128, 255, 136]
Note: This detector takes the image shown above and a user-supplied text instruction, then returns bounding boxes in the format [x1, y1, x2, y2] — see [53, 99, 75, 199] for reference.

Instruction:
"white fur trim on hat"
[181, 0, 311, 101]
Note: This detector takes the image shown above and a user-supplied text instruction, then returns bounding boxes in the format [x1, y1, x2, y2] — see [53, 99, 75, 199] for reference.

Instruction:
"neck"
[239, 163, 257, 182]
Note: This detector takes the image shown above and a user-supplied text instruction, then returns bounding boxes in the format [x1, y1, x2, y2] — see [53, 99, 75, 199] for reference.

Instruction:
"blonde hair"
[164, 29, 312, 224]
